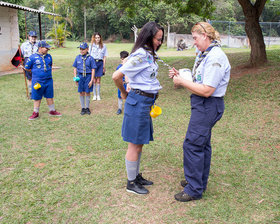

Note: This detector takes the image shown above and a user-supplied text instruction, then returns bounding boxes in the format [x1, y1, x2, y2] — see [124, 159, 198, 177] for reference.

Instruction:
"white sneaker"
[97, 95, 101, 101]
[92, 95, 97, 101]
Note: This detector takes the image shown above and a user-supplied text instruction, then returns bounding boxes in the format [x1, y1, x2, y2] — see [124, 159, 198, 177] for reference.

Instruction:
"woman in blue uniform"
[89, 32, 108, 101]
[169, 22, 231, 202]
[113, 21, 164, 195]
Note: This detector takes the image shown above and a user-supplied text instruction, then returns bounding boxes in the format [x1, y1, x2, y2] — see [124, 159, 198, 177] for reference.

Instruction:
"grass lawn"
[0, 41, 279, 223]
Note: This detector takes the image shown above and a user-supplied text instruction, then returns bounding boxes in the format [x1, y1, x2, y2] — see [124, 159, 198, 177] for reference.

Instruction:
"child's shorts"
[94, 60, 104, 77]
[117, 83, 127, 99]
[31, 78, 54, 100]
[78, 73, 93, 93]
[122, 90, 155, 145]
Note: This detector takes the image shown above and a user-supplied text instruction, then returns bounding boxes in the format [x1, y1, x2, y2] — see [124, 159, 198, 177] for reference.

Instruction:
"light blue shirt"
[119, 48, 162, 94]
[89, 43, 108, 60]
[20, 42, 38, 58]
[192, 47, 231, 97]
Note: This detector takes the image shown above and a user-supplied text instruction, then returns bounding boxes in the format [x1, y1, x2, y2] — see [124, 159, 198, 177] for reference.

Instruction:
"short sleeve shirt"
[118, 48, 161, 94]
[89, 43, 108, 60]
[24, 53, 52, 81]
[192, 47, 231, 97]
[21, 42, 38, 58]
[73, 54, 97, 74]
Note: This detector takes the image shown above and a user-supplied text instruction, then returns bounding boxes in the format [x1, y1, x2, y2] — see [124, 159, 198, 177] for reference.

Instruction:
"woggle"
[34, 83, 41, 90]
[73, 76, 80, 82]
[150, 105, 162, 118]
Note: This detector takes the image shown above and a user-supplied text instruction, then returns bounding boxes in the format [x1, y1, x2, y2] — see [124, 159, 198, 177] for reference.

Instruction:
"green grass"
[0, 41, 279, 223]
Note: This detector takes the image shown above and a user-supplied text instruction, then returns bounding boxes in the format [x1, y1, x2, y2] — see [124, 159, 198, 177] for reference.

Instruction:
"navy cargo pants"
[183, 94, 224, 198]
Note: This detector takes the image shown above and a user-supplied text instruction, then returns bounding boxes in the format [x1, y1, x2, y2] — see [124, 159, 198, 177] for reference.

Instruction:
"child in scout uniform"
[89, 32, 108, 101]
[73, 42, 97, 115]
[24, 41, 62, 120]
[20, 31, 38, 98]
[116, 51, 129, 115]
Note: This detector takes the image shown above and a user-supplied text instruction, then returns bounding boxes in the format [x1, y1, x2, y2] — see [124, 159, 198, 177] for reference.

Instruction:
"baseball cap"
[28, 31, 37, 37]
[38, 41, 51, 49]
[79, 42, 89, 49]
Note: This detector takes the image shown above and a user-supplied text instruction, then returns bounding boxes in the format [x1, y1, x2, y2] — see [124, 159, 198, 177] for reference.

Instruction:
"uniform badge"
[147, 55, 153, 64]
[37, 65, 41, 69]
[35, 59, 41, 64]
[212, 63, 221, 67]
[150, 72, 156, 79]
[197, 74, 201, 81]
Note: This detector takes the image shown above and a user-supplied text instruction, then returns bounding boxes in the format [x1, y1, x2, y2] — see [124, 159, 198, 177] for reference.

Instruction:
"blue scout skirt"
[94, 60, 104, 77]
[122, 90, 155, 145]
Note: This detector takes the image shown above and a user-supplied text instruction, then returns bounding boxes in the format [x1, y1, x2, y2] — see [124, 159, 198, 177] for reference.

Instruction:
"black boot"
[136, 173, 153, 185]
[126, 179, 149, 195]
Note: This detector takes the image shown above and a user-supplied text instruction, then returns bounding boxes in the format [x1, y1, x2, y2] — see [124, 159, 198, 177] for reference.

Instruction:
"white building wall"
[0, 6, 20, 72]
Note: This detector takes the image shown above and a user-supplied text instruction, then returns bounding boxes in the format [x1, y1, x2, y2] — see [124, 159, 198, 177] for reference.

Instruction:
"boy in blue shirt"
[116, 51, 129, 115]
[73, 43, 97, 115]
[24, 41, 62, 120]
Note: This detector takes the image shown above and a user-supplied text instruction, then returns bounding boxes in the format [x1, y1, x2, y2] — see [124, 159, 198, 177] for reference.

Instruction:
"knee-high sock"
[97, 84, 100, 96]
[125, 158, 137, 181]
[85, 95, 90, 108]
[93, 84, 96, 96]
[80, 96, 85, 108]
[136, 152, 142, 176]
[118, 98, 123, 110]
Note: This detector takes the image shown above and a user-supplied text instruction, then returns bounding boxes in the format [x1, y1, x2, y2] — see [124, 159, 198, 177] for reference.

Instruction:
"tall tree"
[238, 0, 267, 66]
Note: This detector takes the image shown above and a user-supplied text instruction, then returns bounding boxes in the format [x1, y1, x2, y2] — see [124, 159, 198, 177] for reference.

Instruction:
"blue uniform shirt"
[25, 52, 52, 81]
[73, 54, 97, 74]
[119, 48, 162, 94]
[21, 42, 38, 58]
[89, 43, 108, 60]
[192, 47, 231, 97]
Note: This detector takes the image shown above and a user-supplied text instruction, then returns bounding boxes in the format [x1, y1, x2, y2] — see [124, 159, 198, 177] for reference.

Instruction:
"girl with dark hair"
[112, 21, 164, 195]
[89, 32, 108, 101]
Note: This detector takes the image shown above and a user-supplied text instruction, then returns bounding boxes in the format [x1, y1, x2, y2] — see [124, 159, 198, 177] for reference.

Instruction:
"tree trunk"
[238, 0, 267, 67]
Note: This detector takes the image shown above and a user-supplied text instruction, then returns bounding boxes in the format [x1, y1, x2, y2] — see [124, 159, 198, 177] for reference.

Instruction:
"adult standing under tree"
[169, 22, 231, 202]
[89, 32, 108, 101]
[113, 21, 164, 195]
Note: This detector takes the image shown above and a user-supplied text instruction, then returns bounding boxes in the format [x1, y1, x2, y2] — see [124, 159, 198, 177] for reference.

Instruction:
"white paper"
[179, 68, 193, 82]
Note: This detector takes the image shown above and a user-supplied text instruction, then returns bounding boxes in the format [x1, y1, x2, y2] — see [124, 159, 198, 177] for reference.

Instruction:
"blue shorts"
[122, 91, 155, 145]
[24, 58, 32, 80]
[78, 73, 93, 93]
[94, 60, 104, 77]
[31, 78, 54, 100]
[117, 83, 127, 99]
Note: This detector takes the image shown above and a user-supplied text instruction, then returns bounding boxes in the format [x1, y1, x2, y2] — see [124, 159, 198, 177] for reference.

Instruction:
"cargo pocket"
[124, 96, 138, 116]
[186, 125, 209, 146]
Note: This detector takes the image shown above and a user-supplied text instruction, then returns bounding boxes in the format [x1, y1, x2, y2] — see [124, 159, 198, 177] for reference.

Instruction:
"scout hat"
[38, 41, 51, 49]
[79, 42, 89, 49]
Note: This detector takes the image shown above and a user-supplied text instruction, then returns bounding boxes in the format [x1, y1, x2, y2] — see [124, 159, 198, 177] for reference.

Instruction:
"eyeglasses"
[196, 22, 207, 33]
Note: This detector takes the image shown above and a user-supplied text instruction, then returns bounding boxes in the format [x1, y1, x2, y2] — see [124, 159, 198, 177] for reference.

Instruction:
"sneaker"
[49, 110, 62, 116]
[136, 173, 153, 185]
[92, 95, 97, 101]
[85, 108, 91, 115]
[97, 95, 101, 101]
[28, 112, 39, 120]
[116, 109, 122, 115]
[174, 191, 201, 202]
[181, 180, 188, 187]
[80, 108, 86, 115]
[126, 179, 149, 195]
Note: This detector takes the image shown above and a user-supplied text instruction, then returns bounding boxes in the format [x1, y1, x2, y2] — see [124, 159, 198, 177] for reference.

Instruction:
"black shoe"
[136, 173, 153, 185]
[80, 108, 86, 115]
[174, 191, 201, 202]
[85, 108, 91, 115]
[181, 179, 188, 187]
[126, 179, 149, 195]
[116, 109, 122, 115]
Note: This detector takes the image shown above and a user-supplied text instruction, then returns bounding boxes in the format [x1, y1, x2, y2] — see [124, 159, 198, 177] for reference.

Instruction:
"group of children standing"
[73, 38, 129, 116]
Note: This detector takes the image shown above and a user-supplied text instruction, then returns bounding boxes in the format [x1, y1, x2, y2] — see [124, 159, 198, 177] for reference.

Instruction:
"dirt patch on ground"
[230, 64, 270, 79]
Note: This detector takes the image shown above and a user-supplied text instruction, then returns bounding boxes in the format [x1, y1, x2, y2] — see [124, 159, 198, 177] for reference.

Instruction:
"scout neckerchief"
[192, 40, 220, 82]
[36, 52, 47, 72]
[30, 42, 36, 54]
[81, 53, 90, 77]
